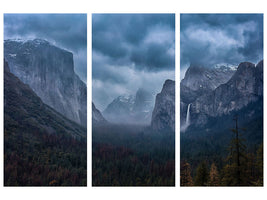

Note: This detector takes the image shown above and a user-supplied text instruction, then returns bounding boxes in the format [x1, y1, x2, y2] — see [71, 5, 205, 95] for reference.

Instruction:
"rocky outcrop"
[92, 102, 107, 125]
[4, 60, 86, 139]
[180, 64, 236, 127]
[151, 80, 175, 132]
[181, 64, 236, 103]
[191, 61, 263, 125]
[4, 39, 87, 127]
[182, 64, 236, 90]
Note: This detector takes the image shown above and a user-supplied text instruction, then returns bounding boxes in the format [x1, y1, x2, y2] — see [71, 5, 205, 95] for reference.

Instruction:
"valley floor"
[180, 118, 263, 186]
[92, 124, 175, 186]
[4, 129, 87, 186]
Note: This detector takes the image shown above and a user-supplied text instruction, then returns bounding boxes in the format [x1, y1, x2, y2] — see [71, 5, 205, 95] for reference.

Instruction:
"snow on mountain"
[4, 38, 87, 127]
[103, 88, 154, 125]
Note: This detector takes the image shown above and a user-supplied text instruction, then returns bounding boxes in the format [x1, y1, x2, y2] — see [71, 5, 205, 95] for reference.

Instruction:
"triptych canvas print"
[3, 13, 263, 186]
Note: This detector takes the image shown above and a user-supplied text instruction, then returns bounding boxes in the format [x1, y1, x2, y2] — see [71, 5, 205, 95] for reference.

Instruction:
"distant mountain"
[4, 60, 86, 139]
[181, 64, 236, 103]
[191, 61, 263, 126]
[181, 61, 263, 173]
[180, 60, 263, 129]
[103, 95, 135, 123]
[4, 59, 86, 186]
[133, 88, 154, 112]
[180, 64, 236, 126]
[103, 88, 154, 124]
[181, 64, 236, 91]
[4, 39, 87, 127]
[132, 88, 154, 124]
[151, 80, 175, 132]
[92, 102, 107, 125]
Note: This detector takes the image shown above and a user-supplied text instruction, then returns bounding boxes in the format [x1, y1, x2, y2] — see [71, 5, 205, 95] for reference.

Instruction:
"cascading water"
[185, 103, 191, 127]
[181, 103, 191, 132]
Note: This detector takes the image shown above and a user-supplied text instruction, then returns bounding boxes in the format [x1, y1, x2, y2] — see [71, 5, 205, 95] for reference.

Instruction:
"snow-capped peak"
[214, 63, 238, 71]
[117, 94, 135, 104]
[5, 38, 50, 46]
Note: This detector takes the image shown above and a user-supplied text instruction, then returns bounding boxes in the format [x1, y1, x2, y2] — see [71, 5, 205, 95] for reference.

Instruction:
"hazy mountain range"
[93, 80, 175, 133]
[102, 88, 154, 125]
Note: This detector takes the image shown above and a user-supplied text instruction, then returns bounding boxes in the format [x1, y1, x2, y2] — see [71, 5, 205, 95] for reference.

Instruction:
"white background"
[0, 0, 266, 199]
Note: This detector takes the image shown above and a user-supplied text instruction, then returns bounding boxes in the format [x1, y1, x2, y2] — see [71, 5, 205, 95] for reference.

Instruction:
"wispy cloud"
[92, 14, 175, 110]
[4, 14, 87, 83]
[180, 14, 263, 78]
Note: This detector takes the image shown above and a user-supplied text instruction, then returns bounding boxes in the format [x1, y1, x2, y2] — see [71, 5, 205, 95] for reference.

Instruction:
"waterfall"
[181, 103, 191, 132]
[185, 103, 191, 127]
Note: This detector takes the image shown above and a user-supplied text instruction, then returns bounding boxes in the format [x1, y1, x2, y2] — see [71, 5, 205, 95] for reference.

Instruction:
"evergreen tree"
[221, 115, 249, 186]
[255, 143, 263, 185]
[195, 161, 208, 186]
[180, 161, 193, 186]
[208, 163, 220, 186]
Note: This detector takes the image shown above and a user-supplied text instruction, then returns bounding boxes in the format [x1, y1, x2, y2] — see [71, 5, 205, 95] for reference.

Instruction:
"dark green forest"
[5, 129, 87, 186]
[92, 124, 175, 186]
[4, 60, 87, 186]
[181, 113, 263, 186]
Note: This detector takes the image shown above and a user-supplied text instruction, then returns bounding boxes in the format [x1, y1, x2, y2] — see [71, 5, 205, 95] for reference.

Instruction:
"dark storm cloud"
[4, 14, 87, 83]
[180, 14, 263, 73]
[92, 14, 175, 72]
[131, 42, 175, 70]
[92, 14, 175, 110]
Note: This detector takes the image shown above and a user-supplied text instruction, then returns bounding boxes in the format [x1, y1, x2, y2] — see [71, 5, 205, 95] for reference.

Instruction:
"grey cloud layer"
[92, 14, 175, 110]
[4, 14, 87, 83]
[93, 14, 175, 72]
[181, 14, 263, 71]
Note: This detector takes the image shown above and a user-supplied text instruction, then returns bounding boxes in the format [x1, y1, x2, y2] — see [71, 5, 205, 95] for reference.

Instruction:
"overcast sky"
[4, 14, 87, 83]
[180, 14, 263, 79]
[93, 14, 175, 111]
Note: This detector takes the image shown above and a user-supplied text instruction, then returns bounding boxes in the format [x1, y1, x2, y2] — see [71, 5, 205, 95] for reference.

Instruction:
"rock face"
[180, 60, 263, 127]
[4, 60, 86, 139]
[191, 61, 263, 125]
[181, 64, 236, 103]
[92, 102, 107, 125]
[132, 88, 154, 124]
[4, 39, 87, 127]
[133, 88, 154, 113]
[180, 64, 236, 126]
[103, 88, 154, 124]
[151, 80, 175, 132]
[103, 95, 135, 123]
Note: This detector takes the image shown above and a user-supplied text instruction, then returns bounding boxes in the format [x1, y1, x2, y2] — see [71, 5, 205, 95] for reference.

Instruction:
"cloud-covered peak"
[92, 14, 175, 110]
[180, 14, 263, 79]
[4, 14, 87, 83]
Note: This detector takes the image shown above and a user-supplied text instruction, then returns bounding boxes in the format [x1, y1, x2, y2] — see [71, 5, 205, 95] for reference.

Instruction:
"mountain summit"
[4, 39, 87, 127]
[180, 60, 263, 128]
[191, 60, 263, 125]
[4, 60, 86, 139]
[181, 63, 236, 94]
[103, 88, 154, 124]
[151, 79, 175, 132]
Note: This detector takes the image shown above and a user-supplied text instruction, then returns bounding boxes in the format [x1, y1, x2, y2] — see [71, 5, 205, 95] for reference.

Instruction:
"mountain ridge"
[92, 102, 107, 125]
[4, 60, 86, 139]
[181, 60, 263, 128]
[4, 38, 87, 127]
[151, 79, 175, 132]
[103, 88, 154, 124]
